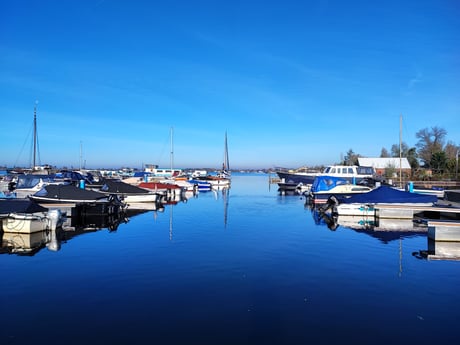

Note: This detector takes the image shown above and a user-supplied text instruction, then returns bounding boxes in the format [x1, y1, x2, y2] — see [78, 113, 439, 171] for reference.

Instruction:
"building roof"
[358, 157, 411, 169]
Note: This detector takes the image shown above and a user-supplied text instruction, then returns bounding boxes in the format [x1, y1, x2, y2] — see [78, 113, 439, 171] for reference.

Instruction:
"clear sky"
[1, 0, 459, 170]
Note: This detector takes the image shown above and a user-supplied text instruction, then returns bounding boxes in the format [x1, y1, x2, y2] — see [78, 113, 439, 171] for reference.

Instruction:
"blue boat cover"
[311, 176, 348, 193]
[341, 185, 437, 204]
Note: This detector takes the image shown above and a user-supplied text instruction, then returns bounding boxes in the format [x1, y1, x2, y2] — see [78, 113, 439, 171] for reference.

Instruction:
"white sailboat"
[194, 132, 231, 189]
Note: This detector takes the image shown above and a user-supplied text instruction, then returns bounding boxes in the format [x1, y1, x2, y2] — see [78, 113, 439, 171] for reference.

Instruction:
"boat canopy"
[311, 176, 349, 193]
[341, 185, 437, 204]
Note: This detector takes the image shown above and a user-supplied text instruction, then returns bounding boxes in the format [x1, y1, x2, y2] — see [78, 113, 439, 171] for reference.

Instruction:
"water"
[1, 174, 459, 345]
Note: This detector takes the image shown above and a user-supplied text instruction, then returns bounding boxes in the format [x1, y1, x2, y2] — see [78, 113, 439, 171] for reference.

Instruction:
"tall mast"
[224, 131, 229, 171]
[33, 102, 37, 170]
[170, 126, 174, 171]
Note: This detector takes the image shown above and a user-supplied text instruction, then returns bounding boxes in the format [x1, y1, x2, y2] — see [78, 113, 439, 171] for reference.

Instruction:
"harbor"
[1, 174, 460, 345]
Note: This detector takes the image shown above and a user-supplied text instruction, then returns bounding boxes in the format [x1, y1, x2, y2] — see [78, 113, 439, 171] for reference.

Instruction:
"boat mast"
[223, 131, 229, 172]
[33, 102, 38, 170]
[170, 126, 174, 172]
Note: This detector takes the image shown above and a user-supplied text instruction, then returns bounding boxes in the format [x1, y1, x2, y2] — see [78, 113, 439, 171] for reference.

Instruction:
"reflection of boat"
[311, 207, 427, 242]
[0, 228, 61, 256]
[308, 175, 373, 204]
[413, 239, 460, 261]
[61, 210, 128, 232]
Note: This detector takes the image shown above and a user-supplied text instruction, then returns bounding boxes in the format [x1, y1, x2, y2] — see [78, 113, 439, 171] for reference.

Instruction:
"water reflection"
[0, 209, 130, 256]
[413, 238, 460, 261]
[308, 204, 427, 243]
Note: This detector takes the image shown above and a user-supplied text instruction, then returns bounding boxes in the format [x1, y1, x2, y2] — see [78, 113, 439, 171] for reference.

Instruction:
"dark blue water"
[1, 174, 459, 345]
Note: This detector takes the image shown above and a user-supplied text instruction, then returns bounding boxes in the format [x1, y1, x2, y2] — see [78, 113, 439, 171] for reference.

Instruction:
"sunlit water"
[1, 174, 459, 345]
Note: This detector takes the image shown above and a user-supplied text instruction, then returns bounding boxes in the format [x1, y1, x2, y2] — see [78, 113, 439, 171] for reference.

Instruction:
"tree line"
[343, 126, 459, 180]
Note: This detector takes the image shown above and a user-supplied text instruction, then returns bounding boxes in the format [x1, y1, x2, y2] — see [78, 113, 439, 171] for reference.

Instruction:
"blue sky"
[1, 0, 459, 170]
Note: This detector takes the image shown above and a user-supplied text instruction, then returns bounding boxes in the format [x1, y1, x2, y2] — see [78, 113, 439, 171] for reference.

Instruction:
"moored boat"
[308, 175, 373, 204]
[0, 198, 63, 233]
[327, 185, 438, 217]
[29, 184, 125, 215]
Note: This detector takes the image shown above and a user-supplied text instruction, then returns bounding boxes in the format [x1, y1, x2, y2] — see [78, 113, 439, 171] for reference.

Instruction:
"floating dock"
[427, 220, 460, 242]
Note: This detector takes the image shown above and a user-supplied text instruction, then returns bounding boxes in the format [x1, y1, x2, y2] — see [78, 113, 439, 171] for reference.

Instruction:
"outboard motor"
[47, 209, 62, 231]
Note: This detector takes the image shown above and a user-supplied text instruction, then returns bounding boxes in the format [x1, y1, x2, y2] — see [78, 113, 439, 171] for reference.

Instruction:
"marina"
[1, 174, 459, 345]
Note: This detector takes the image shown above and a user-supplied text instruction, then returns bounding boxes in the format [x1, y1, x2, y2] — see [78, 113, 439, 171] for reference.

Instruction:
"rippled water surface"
[1, 174, 459, 345]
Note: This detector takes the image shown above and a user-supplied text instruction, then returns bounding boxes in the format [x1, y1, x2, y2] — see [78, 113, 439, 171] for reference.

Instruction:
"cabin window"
[330, 168, 336, 173]
[348, 168, 353, 174]
[342, 168, 347, 174]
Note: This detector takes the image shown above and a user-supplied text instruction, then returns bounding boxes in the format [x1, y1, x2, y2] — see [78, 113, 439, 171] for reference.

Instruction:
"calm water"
[1, 174, 459, 345]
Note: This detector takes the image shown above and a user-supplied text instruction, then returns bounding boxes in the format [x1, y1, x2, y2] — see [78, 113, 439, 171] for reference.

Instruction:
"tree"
[380, 148, 390, 158]
[390, 142, 409, 157]
[445, 141, 459, 176]
[415, 126, 447, 168]
[407, 147, 419, 171]
[343, 149, 359, 165]
[430, 151, 448, 175]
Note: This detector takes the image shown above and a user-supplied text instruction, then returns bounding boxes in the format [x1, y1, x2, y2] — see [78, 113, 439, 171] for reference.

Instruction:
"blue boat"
[309, 175, 373, 204]
[188, 179, 212, 191]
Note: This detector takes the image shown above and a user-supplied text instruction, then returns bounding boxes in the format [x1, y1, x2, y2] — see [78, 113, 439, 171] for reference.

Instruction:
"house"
[358, 157, 411, 178]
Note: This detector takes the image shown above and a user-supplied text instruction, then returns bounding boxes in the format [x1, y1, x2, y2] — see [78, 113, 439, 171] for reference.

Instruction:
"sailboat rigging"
[219, 131, 230, 179]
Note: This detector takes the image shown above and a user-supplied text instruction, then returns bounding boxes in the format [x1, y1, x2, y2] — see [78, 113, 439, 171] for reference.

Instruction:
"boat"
[98, 179, 161, 204]
[29, 184, 125, 215]
[10, 174, 64, 199]
[196, 132, 231, 188]
[307, 175, 373, 204]
[276, 164, 377, 192]
[143, 164, 183, 178]
[187, 179, 212, 191]
[0, 198, 63, 233]
[405, 182, 445, 199]
[276, 166, 321, 186]
[326, 185, 438, 217]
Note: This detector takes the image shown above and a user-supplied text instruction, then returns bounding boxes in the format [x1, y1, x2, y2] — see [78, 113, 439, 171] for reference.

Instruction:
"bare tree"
[415, 126, 447, 168]
[380, 148, 390, 157]
[390, 142, 409, 157]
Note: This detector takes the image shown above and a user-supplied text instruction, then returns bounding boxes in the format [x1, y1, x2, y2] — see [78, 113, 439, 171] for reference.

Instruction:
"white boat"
[0, 199, 63, 234]
[143, 164, 183, 178]
[329, 185, 438, 217]
[196, 132, 231, 189]
[12, 174, 64, 199]
[98, 179, 161, 203]
[308, 175, 373, 204]
[277, 164, 377, 188]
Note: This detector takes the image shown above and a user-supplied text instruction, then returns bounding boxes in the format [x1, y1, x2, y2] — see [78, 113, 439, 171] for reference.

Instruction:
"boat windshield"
[356, 166, 375, 175]
[16, 175, 54, 188]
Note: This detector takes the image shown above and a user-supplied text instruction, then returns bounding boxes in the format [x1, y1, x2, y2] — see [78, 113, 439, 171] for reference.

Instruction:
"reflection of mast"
[223, 188, 229, 228]
[399, 114, 403, 188]
[399, 237, 403, 277]
[169, 205, 173, 241]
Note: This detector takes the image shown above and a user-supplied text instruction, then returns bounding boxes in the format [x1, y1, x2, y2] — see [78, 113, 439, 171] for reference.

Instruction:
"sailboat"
[196, 132, 231, 189]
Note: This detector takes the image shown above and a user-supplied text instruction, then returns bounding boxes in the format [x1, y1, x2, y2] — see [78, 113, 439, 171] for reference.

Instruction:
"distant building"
[358, 157, 411, 177]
